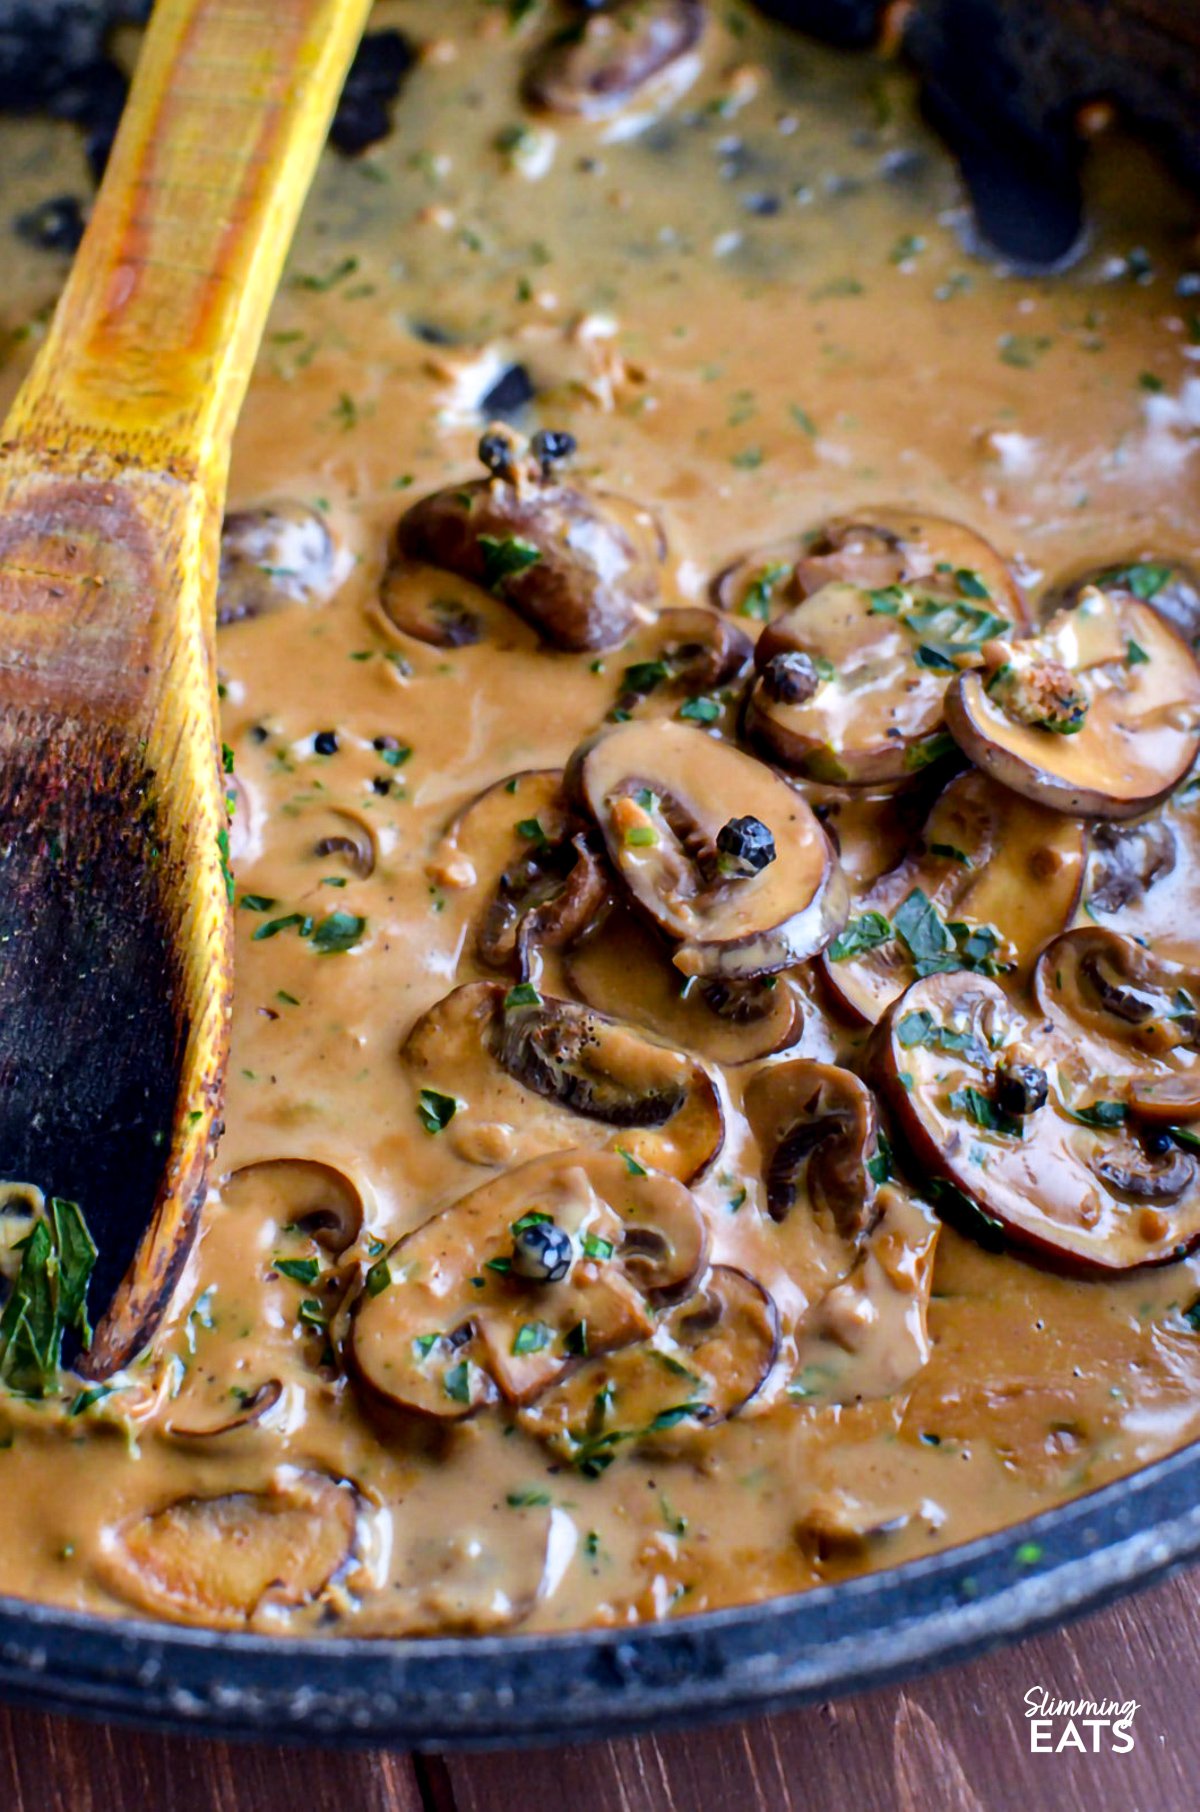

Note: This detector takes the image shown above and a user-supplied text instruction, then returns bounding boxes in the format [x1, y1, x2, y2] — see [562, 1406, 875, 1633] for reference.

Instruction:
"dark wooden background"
[2, 1564, 1195, 1812]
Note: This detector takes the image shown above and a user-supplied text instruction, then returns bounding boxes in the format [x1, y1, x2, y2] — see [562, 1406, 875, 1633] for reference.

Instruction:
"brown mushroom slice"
[745, 1059, 881, 1241]
[166, 1379, 285, 1442]
[806, 783, 927, 889]
[1080, 779, 1200, 966]
[819, 768, 1086, 1025]
[572, 719, 847, 978]
[523, 0, 706, 120]
[438, 770, 609, 979]
[520, 1265, 779, 1466]
[790, 1185, 940, 1405]
[307, 806, 377, 881]
[377, 1506, 566, 1637]
[566, 899, 803, 1065]
[614, 608, 752, 725]
[1042, 556, 1200, 647]
[402, 982, 723, 1181]
[217, 501, 340, 625]
[946, 587, 1200, 819]
[222, 1159, 364, 1255]
[1035, 928, 1200, 1122]
[713, 508, 1024, 626]
[744, 571, 1016, 786]
[379, 560, 535, 651]
[394, 475, 661, 653]
[794, 1490, 911, 1571]
[874, 971, 1200, 1270]
[99, 1471, 358, 1630]
[349, 1149, 709, 1419]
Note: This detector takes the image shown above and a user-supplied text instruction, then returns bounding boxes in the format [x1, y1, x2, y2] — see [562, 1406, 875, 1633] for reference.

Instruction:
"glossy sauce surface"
[2, 0, 1200, 1636]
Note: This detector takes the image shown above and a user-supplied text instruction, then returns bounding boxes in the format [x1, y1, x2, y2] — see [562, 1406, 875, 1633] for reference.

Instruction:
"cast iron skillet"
[2, 0, 1200, 1749]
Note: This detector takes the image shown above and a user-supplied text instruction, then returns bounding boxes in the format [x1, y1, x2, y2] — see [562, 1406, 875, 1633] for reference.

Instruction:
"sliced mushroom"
[217, 501, 340, 625]
[0, 1181, 43, 1292]
[612, 608, 752, 725]
[790, 1185, 940, 1405]
[166, 1379, 285, 1442]
[310, 807, 377, 881]
[349, 1148, 709, 1419]
[99, 1471, 358, 1629]
[437, 770, 609, 979]
[566, 899, 803, 1064]
[805, 782, 928, 889]
[713, 508, 1024, 626]
[519, 1265, 779, 1466]
[379, 563, 534, 650]
[523, 0, 706, 120]
[873, 970, 1200, 1270]
[1035, 928, 1200, 1121]
[393, 464, 662, 653]
[369, 1505, 570, 1636]
[794, 1489, 911, 1570]
[401, 981, 723, 1181]
[571, 719, 847, 977]
[945, 586, 1200, 818]
[819, 768, 1086, 1025]
[1042, 556, 1200, 648]
[745, 1060, 880, 1241]
[222, 1159, 364, 1255]
[1080, 778, 1200, 965]
[744, 568, 1017, 785]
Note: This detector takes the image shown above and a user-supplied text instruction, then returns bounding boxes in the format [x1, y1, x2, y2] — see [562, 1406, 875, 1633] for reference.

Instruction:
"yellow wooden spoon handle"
[8, 0, 374, 478]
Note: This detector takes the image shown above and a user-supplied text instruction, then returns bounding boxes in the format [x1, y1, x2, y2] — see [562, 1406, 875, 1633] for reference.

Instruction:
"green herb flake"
[311, 911, 366, 955]
[616, 1148, 648, 1177]
[275, 1256, 320, 1286]
[512, 1321, 553, 1356]
[366, 1258, 392, 1298]
[678, 696, 720, 724]
[506, 1488, 552, 1508]
[828, 910, 892, 962]
[1072, 1100, 1128, 1128]
[479, 534, 541, 594]
[583, 1233, 614, 1261]
[417, 1088, 459, 1135]
[443, 1360, 472, 1404]
[504, 982, 542, 1009]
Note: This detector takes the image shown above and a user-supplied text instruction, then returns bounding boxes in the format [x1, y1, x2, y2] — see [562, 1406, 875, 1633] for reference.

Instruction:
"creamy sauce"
[2, 0, 1200, 1636]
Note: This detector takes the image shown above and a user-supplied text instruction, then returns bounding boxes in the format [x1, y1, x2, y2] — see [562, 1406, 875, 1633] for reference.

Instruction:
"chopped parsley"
[479, 534, 541, 593]
[417, 1088, 459, 1134]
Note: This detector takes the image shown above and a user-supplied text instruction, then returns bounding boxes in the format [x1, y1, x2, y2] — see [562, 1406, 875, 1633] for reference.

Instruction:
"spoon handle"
[0, 0, 372, 1381]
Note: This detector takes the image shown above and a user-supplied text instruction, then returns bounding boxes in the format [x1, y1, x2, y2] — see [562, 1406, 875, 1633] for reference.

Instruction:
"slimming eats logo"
[1025, 1686, 1139, 1753]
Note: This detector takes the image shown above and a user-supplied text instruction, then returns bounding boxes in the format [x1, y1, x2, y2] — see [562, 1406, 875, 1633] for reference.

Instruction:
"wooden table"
[2, 1564, 1193, 1812]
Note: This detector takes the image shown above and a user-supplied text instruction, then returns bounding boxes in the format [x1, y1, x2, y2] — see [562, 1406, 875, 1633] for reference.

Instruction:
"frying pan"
[0, 0, 1198, 1748]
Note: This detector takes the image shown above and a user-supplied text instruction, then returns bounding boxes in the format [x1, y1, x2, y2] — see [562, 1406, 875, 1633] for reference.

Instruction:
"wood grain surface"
[2, 1564, 1195, 1812]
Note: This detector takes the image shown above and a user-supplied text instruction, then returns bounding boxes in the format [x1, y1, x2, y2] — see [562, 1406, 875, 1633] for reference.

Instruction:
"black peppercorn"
[530, 428, 577, 477]
[478, 429, 518, 480]
[313, 730, 339, 755]
[512, 1220, 574, 1284]
[716, 815, 776, 876]
[761, 650, 820, 705]
[994, 1062, 1049, 1116]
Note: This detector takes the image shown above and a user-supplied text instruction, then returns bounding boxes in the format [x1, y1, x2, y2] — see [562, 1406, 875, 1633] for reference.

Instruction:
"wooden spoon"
[0, 0, 372, 1378]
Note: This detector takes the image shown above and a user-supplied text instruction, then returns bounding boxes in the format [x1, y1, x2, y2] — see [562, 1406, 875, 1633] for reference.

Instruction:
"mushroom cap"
[518, 1264, 780, 1465]
[1034, 927, 1200, 1122]
[395, 475, 662, 652]
[745, 576, 1015, 786]
[611, 607, 752, 729]
[349, 1148, 710, 1419]
[566, 898, 804, 1065]
[819, 767, 1086, 1025]
[217, 501, 340, 626]
[713, 508, 1025, 627]
[1041, 555, 1200, 648]
[99, 1471, 359, 1629]
[571, 718, 847, 977]
[874, 970, 1200, 1271]
[522, 0, 706, 120]
[436, 769, 609, 980]
[946, 588, 1200, 819]
[744, 1058, 881, 1241]
[221, 1158, 365, 1255]
[1080, 782, 1200, 966]
[401, 980, 724, 1181]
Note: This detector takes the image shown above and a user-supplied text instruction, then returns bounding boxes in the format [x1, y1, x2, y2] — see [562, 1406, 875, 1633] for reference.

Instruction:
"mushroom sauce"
[2, 0, 1200, 1637]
